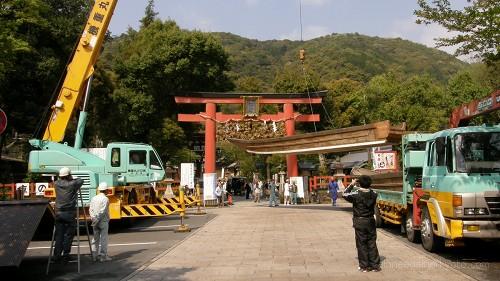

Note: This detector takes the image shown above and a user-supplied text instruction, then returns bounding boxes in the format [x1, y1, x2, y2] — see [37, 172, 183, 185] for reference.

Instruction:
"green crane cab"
[29, 140, 165, 207]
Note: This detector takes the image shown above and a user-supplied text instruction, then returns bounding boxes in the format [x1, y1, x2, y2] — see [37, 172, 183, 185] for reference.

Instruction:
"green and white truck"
[373, 125, 500, 252]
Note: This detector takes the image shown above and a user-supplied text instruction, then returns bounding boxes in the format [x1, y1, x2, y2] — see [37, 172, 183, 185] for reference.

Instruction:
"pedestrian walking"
[284, 179, 291, 205]
[215, 180, 223, 207]
[222, 178, 227, 205]
[342, 176, 381, 272]
[89, 182, 111, 262]
[258, 180, 264, 199]
[53, 167, 83, 263]
[328, 178, 339, 206]
[268, 179, 279, 207]
[254, 181, 262, 203]
[291, 181, 298, 205]
[245, 181, 252, 200]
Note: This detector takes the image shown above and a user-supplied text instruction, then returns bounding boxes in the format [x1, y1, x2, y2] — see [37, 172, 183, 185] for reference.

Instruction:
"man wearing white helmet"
[53, 167, 84, 263]
[89, 182, 111, 262]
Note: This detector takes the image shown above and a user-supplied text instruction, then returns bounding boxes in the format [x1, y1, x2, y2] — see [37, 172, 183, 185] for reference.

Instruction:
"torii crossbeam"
[175, 92, 325, 183]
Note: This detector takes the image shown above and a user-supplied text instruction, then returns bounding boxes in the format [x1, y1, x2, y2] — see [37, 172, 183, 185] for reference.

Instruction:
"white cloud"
[279, 25, 330, 40]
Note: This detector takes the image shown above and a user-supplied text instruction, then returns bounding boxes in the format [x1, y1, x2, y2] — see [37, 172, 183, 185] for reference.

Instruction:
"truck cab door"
[106, 145, 126, 174]
[148, 150, 165, 183]
[423, 137, 448, 192]
[126, 149, 149, 183]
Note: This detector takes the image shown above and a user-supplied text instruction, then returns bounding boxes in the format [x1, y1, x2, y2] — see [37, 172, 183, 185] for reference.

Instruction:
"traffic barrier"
[160, 195, 199, 207]
[120, 203, 180, 217]
[192, 183, 206, 215]
[175, 186, 190, 232]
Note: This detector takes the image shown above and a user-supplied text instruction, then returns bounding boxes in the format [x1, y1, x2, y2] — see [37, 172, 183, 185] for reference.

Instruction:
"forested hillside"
[216, 32, 466, 89]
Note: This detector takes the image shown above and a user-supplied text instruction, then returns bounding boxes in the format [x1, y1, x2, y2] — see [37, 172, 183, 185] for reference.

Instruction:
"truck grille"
[485, 197, 500, 215]
[72, 173, 92, 206]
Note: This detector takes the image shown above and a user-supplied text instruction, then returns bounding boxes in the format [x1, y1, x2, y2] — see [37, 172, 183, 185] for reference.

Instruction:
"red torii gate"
[175, 92, 324, 179]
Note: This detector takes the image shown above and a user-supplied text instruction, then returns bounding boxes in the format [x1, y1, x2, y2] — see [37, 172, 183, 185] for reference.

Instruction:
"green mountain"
[214, 32, 467, 88]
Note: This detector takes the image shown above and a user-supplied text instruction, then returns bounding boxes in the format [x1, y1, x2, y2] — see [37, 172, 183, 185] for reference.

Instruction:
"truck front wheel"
[405, 209, 420, 243]
[420, 207, 442, 252]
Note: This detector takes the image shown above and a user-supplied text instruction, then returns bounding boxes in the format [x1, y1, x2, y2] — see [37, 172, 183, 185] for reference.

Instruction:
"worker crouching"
[90, 182, 111, 262]
[342, 175, 381, 272]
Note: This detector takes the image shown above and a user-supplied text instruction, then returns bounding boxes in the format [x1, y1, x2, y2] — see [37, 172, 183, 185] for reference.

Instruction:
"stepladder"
[46, 188, 93, 274]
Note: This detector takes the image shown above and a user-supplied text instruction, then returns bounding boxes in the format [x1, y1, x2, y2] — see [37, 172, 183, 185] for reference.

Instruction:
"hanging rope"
[299, 0, 303, 42]
[301, 64, 317, 132]
[297, 0, 317, 132]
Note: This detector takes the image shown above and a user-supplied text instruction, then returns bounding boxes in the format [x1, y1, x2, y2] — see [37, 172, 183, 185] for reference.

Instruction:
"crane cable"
[298, 0, 335, 129]
[298, 0, 317, 132]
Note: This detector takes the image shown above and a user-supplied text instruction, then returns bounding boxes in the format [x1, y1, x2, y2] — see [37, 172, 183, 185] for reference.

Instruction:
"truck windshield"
[455, 132, 500, 173]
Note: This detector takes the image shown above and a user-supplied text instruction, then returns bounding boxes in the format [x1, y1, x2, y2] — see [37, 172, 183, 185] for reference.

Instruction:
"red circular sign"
[0, 108, 7, 135]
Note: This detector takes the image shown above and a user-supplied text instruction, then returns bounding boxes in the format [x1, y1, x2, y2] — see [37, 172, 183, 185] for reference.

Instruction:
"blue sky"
[109, 0, 470, 56]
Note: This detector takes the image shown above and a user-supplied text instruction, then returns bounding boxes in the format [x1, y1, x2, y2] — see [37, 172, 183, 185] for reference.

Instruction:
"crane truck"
[372, 90, 500, 252]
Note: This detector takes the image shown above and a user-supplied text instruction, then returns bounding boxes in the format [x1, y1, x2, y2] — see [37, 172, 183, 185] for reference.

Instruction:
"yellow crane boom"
[43, 0, 117, 142]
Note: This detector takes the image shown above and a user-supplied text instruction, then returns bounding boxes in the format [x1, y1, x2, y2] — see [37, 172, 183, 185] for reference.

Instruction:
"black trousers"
[54, 210, 77, 258]
[353, 217, 380, 269]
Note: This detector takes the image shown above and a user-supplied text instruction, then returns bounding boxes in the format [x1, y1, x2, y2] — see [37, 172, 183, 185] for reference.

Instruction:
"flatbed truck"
[374, 125, 500, 252]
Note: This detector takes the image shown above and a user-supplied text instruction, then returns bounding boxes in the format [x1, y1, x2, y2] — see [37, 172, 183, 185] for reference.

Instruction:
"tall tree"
[415, 0, 499, 63]
[273, 63, 320, 93]
[140, 0, 158, 28]
[100, 20, 233, 163]
[323, 79, 364, 129]
[0, 0, 89, 135]
[446, 70, 490, 107]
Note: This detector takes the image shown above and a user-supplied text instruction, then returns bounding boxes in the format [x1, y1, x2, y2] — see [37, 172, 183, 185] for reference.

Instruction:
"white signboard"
[289, 177, 305, 198]
[203, 173, 217, 201]
[372, 151, 397, 171]
[35, 183, 49, 196]
[180, 163, 195, 191]
[16, 183, 30, 196]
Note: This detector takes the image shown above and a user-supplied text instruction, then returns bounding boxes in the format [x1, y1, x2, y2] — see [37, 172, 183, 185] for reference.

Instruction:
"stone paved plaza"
[125, 201, 472, 281]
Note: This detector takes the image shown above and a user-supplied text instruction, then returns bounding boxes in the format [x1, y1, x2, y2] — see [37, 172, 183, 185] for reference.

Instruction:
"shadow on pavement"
[1, 249, 146, 281]
[270, 204, 353, 212]
[1, 213, 215, 280]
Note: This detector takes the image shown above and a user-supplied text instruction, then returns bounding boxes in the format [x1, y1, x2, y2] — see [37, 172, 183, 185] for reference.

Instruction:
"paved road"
[290, 203, 500, 281]
[1, 211, 215, 281]
[5, 199, 498, 281]
[127, 201, 475, 281]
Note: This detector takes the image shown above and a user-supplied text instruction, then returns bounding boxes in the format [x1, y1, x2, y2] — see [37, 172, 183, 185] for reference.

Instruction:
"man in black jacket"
[53, 167, 83, 262]
[343, 175, 381, 272]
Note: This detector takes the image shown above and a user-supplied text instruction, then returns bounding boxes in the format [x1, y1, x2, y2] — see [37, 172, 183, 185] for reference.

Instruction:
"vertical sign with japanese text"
[180, 163, 195, 190]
